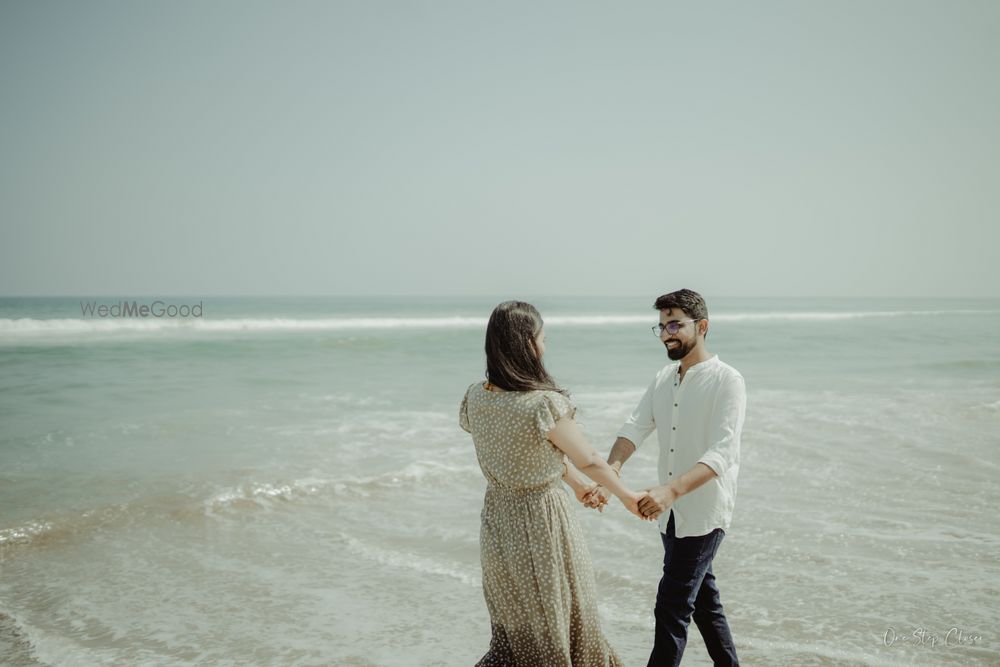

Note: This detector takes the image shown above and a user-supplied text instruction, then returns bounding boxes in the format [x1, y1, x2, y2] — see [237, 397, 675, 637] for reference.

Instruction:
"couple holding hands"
[460, 290, 745, 666]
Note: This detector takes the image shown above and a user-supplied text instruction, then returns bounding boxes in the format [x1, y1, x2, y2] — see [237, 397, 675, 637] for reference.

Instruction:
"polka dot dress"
[460, 381, 623, 667]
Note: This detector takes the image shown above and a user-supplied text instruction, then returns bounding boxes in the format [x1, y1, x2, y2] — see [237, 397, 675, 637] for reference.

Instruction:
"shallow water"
[1, 296, 998, 665]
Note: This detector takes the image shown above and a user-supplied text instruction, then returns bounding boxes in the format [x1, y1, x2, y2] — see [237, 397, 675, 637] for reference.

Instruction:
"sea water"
[1, 296, 998, 666]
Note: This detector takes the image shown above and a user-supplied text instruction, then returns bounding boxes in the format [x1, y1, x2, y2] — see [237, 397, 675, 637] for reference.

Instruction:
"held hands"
[574, 483, 607, 511]
[577, 485, 656, 521]
[580, 485, 610, 512]
[622, 491, 657, 521]
[637, 484, 679, 520]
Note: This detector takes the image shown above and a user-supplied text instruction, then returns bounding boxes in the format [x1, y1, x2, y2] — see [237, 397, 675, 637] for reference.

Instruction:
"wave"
[0, 316, 490, 335]
[203, 461, 481, 514]
[1, 308, 995, 340]
[338, 532, 480, 587]
[711, 308, 997, 321]
[1, 462, 482, 551]
[0, 521, 56, 548]
[0, 501, 147, 553]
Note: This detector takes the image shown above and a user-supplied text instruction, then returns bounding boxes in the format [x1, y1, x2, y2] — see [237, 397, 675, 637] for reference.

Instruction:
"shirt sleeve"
[697, 373, 746, 477]
[535, 391, 577, 440]
[459, 386, 472, 433]
[616, 375, 658, 450]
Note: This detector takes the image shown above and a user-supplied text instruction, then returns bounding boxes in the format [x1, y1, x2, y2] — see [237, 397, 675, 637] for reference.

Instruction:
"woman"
[459, 300, 649, 666]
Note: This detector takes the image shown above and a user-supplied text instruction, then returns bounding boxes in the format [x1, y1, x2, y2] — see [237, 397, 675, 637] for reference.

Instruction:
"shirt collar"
[681, 354, 719, 374]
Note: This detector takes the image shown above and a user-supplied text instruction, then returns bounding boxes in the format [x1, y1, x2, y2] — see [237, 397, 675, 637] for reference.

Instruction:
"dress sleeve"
[459, 386, 472, 433]
[534, 391, 577, 439]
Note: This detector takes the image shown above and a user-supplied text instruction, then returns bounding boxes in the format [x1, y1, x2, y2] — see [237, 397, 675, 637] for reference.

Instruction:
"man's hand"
[638, 484, 679, 519]
[581, 485, 610, 512]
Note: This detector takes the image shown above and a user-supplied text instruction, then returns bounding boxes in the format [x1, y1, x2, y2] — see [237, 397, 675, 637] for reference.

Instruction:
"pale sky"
[1, 1, 997, 298]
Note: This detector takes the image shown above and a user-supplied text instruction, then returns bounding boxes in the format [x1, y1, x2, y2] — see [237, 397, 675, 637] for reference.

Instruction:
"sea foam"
[1, 308, 995, 341]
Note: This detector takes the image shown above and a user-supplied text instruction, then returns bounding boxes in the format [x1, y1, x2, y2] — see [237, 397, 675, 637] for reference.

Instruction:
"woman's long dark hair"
[484, 301, 566, 395]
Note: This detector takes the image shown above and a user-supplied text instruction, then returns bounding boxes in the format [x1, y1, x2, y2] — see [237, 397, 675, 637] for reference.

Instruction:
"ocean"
[1, 296, 998, 666]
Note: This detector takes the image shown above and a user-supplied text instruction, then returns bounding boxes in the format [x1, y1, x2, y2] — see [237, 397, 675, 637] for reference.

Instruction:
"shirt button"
[670, 449, 674, 452]
[668, 472, 673, 476]
[674, 403, 678, 407]
[672, 426, 676, 430]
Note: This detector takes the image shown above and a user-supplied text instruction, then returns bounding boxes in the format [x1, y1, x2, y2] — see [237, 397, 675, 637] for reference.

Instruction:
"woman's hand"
[581, 485, 610, 512]
[574, 482, 600, 508]
[621, 491, 656, 521]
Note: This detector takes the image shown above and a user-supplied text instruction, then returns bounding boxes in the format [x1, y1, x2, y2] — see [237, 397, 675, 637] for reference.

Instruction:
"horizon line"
[1, 293, 999, 301]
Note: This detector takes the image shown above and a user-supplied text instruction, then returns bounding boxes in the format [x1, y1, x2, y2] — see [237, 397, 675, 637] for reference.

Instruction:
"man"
[588, 288, 745, 666]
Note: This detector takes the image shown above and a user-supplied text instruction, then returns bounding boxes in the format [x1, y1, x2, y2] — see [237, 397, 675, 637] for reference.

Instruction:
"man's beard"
[665, 339, 694, 360]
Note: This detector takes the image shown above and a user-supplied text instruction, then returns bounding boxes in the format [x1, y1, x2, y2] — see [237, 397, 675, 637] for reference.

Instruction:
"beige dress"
[460, 381, 622, 667]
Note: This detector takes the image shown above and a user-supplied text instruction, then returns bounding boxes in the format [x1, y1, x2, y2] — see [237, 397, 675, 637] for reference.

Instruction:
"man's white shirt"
[617, 355, 746, 538]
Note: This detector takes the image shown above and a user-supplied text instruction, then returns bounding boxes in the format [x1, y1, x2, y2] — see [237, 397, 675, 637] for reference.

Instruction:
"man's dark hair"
[653, 289, 709, 338]
[484, 300, 566, 395]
